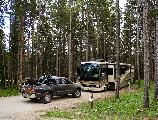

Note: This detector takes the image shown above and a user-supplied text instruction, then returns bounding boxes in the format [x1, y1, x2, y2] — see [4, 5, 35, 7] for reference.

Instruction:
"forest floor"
[0, 88, 130, 120]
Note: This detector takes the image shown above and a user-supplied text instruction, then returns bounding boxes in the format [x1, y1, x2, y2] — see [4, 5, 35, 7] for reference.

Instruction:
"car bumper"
[22, 93, 36, 98]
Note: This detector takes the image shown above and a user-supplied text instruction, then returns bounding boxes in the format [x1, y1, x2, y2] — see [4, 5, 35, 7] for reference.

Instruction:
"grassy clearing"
[0, 86, 19, 97]
[41, 81, 158, 120]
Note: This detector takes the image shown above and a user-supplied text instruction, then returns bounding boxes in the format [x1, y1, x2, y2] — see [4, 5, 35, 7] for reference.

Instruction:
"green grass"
[0, 86, 19, 97]
[41, 81, 158, 120]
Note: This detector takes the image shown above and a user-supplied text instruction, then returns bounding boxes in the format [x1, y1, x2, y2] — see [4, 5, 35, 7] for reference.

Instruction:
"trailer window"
[91, 68, 99, 77]
[107, 68, 113, 75]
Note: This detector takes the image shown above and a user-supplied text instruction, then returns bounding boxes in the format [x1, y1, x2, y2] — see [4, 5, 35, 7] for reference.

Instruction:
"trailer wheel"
[72, 89, 81, 98]
[42, 92, 52, 104]
[109, 83, 115, 90]
[103, 85, 108, 92]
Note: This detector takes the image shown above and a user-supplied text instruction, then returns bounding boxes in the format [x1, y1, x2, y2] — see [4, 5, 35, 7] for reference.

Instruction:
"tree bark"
[154, 0, 158, 102]
[68, 0, 73, 80]
[136, 0, 140, 87]
[115, 0, 120, 100]
[143, 0, 150, 108]
[86, 6, 89, 61]
[35, 0, 41, 79]
[18, 3, 25, 84]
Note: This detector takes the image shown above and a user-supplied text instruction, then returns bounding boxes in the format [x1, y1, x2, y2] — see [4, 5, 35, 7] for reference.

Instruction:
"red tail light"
[27, 88, 36, 93]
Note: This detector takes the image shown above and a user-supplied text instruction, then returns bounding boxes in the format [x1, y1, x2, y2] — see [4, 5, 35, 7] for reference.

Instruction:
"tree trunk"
[136, 0, 140, 87]
[154, 0, 158, 102]
[56, 45, 59, 76]
[96, 8, 100, 59]
[86, 7, 89, 61]
[18, 7, 25, 84]
[143, 0, 150, 108]
[36, 0, 41, 79]
[68, 0, 73, 80]
[115, 0, 120, 100]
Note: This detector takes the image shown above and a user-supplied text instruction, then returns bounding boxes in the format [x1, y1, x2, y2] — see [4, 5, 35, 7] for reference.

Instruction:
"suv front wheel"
[72, 89, 81, 98]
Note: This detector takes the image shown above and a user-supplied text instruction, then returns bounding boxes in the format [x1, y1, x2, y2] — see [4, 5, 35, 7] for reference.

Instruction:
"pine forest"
[0, 0, 158, 104]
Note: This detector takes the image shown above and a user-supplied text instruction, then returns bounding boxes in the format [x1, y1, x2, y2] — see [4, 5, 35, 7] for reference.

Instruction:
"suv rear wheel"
[42, 92, 52, 104]
[72, 89, 81, 98]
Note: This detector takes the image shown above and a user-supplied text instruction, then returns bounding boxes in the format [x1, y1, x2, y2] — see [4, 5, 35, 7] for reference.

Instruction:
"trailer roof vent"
[90, 58, 96, 61]
[96, 59, 105, 62]
[108, 60, 114, 63]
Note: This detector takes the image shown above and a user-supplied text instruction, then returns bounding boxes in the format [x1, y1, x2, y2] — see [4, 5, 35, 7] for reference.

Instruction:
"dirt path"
[0, 90, 127, 120]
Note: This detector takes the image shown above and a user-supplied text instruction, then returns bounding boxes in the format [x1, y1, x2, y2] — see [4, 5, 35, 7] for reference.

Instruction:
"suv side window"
[59, 78, 66, 84]
[48, 78, 57, 85]
[51, 79, 57, 85]
[65, 79, 73, 84]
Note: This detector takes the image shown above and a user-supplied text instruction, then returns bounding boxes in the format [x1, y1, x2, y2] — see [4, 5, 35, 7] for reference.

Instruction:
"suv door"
[64, 79, 74, 93]
[56, 78, 68, 95]
[57, 78, 74, 95]
[47, 78, 59, 95]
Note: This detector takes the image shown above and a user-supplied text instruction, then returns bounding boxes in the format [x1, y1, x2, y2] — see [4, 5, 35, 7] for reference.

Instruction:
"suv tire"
[42, 92, 52, 104]
[72, 89, 81, 98]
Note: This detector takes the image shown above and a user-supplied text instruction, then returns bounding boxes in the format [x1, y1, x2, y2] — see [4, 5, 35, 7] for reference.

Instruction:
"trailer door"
[107, 65, 115, 82]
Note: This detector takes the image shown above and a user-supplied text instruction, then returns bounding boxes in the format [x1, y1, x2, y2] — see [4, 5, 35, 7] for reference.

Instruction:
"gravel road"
[0, 90, 126, 120]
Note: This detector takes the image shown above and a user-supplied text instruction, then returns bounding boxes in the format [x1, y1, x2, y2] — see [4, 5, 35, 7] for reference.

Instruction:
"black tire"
[103, 85, 108, 92]
[72, 89, 81, 98]
[109, 83, 115, 90]
[42, 92, 52, 104]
